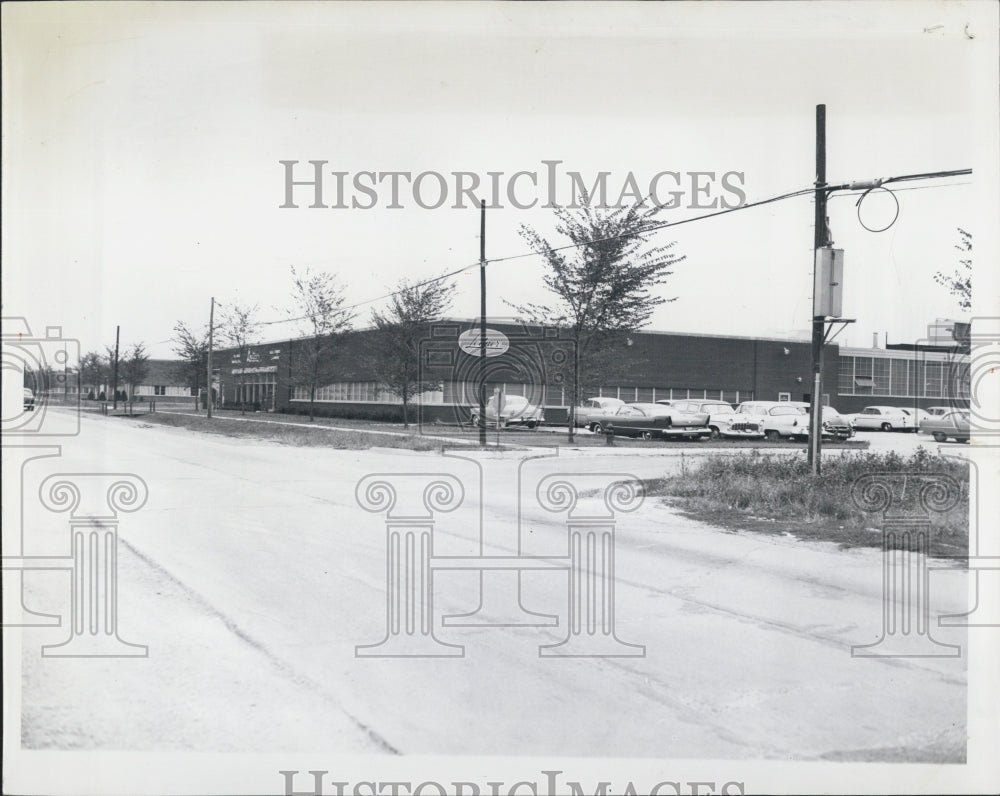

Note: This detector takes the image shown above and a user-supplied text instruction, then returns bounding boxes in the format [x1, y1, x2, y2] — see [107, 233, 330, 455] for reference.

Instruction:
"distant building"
[131, 359, 192, 399]
[77, 358, 192, 401]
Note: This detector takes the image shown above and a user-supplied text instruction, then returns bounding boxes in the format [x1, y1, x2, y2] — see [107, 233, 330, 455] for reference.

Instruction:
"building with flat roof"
[209, 319, 970, 420]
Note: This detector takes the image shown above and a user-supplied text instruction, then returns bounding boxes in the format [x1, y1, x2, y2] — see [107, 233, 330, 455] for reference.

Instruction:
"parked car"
[574, 397, 625, 432]
[787, 402, 856, 441]
[849, 405, 914, 432]
[652, 399, 723, 429]
[909, 408, 931, 428]
[668, 399, 763, 439]
[23, 388, 35, 411]
[735, 401, 810, 440]
[470, 394, 544, 429]
[918, 406, 954, 433]
[921, 410, 970, 443]
[605, 402, 711, 440]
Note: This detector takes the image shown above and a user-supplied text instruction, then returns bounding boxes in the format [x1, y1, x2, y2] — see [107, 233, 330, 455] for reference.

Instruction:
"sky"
[2, 1, 997, 360]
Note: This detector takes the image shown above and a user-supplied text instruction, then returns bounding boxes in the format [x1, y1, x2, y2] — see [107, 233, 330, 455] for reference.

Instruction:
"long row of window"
[838, 355, 970, 399]
[291, 381, 753, 407]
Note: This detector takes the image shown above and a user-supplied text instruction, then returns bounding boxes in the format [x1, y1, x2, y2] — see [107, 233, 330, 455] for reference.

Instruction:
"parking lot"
[427, 418, 961, 456]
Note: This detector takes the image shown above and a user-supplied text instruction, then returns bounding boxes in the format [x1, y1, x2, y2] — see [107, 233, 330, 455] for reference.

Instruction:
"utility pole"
[808, 104, 829, 475]
[479, 199, 487, 448]
[207, 296, 215, 419]
[112, 325, 120, 411]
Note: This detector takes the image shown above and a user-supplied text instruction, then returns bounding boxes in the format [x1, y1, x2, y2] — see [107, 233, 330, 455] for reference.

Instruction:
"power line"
[827, 180, 971, 198]
[234, 168, 971, 330]
[251, 184, 821, 329]
[254, 262, 481, 327]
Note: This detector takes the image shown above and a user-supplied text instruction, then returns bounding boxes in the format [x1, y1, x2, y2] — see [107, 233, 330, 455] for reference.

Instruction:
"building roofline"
[839, 345, 969, 361]
[215, 319, 973, 355]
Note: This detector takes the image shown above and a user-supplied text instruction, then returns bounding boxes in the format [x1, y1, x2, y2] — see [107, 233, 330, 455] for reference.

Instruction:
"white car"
[669, 399, 763, 438]
[574, 397, 625, 431]
[735, 401, 810, 440]
[470, 394, 544, 429]
[850, 405, 914, 432]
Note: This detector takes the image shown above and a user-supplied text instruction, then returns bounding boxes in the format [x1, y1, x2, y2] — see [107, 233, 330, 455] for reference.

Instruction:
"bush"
[648, 447, 969, 554]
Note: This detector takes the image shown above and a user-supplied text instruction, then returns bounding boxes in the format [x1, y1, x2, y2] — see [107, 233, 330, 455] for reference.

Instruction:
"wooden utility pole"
[112, 325, 120, 410]
[207, 297, 215, 418]
[809, 104, 829, 474]
[479, 200, 487, 448]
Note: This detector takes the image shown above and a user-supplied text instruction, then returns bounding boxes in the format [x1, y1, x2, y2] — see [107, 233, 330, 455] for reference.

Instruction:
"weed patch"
[646, 448, 969, 557]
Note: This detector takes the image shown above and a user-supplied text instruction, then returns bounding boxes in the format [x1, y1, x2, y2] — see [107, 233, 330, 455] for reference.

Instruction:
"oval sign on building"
[458, 328, 509, 357]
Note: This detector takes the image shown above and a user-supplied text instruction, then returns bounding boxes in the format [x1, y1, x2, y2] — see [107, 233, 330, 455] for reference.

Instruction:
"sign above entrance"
[458, 328, 509, 357]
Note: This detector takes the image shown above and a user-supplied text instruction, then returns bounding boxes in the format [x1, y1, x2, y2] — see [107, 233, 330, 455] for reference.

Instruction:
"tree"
[119, 343, 150, 400]
[79, 351, 108, 399]
[286, 266, 355, 421]
[934, 228, 971, 312]
[104, 344, 122, 402]
[369, 276, 456, 428]
[221, 302, 261, 414]
[171, 321, 210, 397]
[509, 195, 684, 441]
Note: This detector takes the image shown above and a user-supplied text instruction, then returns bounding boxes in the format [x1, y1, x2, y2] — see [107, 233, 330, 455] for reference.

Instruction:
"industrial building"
[210, 318, 971, 422]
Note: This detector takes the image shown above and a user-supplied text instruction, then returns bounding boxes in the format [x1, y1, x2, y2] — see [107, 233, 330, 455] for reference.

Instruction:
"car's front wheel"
[709, 426, 721, 439]
[932, 432, 947, 442]
[641, 431, 653, 441]
[764, 429, 781, 441]
[591, 422, 603, 434]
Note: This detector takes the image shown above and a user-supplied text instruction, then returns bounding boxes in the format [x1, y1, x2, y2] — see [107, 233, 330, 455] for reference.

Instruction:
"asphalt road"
[12, 412, 969, 760]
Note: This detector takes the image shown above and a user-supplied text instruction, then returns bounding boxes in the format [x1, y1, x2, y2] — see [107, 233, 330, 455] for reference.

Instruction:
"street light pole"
[479, 199, 487, 448]
[809, 104, 829, 474]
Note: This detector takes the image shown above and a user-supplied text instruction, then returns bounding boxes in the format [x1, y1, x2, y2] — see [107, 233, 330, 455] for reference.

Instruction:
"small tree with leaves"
[221, 302, 261, 414]
[369, 277, 456, 428]
[286, 266, 355, 421]
[508, 195, 684, 442]
[934, 228, 972, 312]
[171, 321, 210, 398]
[79, 351, 108, 399]
[119, 343, 150, 401]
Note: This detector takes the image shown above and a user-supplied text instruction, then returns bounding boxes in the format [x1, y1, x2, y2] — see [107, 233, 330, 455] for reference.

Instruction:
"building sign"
[231, 365, 278, 375]
[458, 328, 509, 357]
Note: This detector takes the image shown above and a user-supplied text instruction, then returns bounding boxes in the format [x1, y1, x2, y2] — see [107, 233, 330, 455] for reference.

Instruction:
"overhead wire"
[250, 184, 819, 328]
[228, 168, 972, 329]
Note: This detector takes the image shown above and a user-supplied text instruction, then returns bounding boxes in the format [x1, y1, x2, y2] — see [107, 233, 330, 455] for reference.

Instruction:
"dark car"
[605, 402, 710, 441]
[23, 388, 35, 411]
